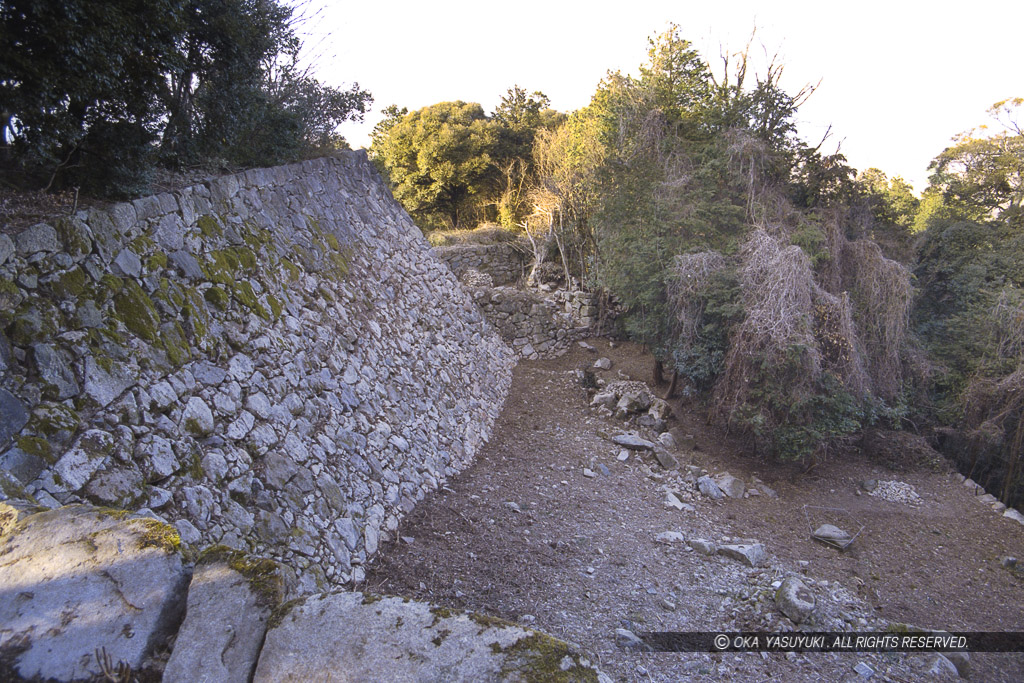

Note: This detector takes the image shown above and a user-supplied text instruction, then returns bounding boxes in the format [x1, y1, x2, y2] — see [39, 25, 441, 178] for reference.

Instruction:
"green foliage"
[856, 168, 920, 261]
[370, 101, 499, 230]
[670, 268, 744, 389]
[1, 0, 370, 196]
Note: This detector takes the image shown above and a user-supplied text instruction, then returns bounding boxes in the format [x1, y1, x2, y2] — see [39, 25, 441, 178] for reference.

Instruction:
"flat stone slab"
[812, 523, 854, 548]
[717, 543, 768, 567]
[0, 504, 189, 681]
[164, 549, 283, 683]
[611, 434, 655, 450]
[253, 591, 610, 682]
[715, 472, 745, 499]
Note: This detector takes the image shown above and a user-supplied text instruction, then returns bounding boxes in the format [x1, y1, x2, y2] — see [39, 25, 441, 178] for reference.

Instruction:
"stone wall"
[470, 286, 597, 359]
[0, 151, 515, 593]
[433, 242, 526, 286]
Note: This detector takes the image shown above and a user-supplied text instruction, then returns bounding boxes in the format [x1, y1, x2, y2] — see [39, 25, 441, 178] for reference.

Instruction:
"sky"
[292, 0, 1023, 193]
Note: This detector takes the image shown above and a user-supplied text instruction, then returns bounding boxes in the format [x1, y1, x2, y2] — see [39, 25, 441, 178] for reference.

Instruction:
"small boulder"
[775, 576, 816, 624]
[612, 434, 655, 450]
[697, 475, 725, 500]
[655, 531, 686, 544]
[715, 472, 745, 499]
[594, 357, 612, 370]
[689, 539, 717, 555]
[717, 543, 768, 567]
[812, 524, 854, 549]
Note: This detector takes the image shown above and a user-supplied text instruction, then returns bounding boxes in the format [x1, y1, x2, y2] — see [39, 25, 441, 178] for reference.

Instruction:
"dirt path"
[366, 339, 1024, 682]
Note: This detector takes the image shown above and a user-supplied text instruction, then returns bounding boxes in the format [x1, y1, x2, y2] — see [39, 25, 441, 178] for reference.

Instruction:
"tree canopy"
[0, 0, 371, 196]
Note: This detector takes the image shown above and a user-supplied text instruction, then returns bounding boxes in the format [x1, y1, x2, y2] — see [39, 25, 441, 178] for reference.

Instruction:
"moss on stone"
[267, 294, 283, 319]
[145, 250, 168, 273]
[129, 235, 156, 253]
[51, 267, 88, 299]
[53, 217, 92, 257]
[325, 233, 340, 251]
[16, 436, 54, 463]
[197, 214, 223, 239]
[9, 300, 61, 346]
[133, 518, 182, 554]
[161, 321, 191, 367]
[100, 274, 124, 296]
[328, 247, 352, 280]
[204, 285, 230, 310]
[234, 281, 268, 319]
[113, 280, 161, 342]
[496, 633, 599, 683]
[28, 403, 80, 438]
[181, 288, 210, 341]
[198, 545, 284, 608]
[268, 596, 309, 629]
[280, 259, 301, 282]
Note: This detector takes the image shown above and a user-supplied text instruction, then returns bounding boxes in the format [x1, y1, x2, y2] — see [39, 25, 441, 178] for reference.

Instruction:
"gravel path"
[366, 339, 1024, 682]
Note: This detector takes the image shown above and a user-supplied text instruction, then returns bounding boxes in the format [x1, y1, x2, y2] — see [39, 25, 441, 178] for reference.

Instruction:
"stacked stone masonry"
[432, 242, 526, 286]
[470, 286, 597, 359]
[0, 151, 515, 594]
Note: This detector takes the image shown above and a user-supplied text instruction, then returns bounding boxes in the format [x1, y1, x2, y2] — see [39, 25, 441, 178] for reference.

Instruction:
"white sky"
[294, 0, 1023, 193]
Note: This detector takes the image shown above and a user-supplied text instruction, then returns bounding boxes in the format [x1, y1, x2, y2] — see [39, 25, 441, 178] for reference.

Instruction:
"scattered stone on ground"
[717, 542, 768, 567]
[775, 576, 816, 624]
[594, 357, 612, 370]
[697, 475, 725, 500]
[867, 480, 923, 506]
[812, 523, 855, 549]
[611, 433, 655, 450]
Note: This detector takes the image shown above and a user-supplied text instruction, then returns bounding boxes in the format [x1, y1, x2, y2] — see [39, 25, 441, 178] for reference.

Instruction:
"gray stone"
[181, 396, 215, 436]
[48, 429, 115, 493]
[168, 250, 204, 279]
[615, 628, 651, 650]
[715, 472, 745, 499]
[718, 543, 768, 567]
[262, 451, 298, 489]
[83, 356, 138, 408]
[655, 530, 686, 544]
[84, 466, 144, 506]
[612, 433, 656, 450]
[253, 592, 608, 682]
[1003, 508, 1024, 525]
[775, 576, 816, 624]
[148, 380, 178, 410]
[594, 357, 612, 370]
[164, 552, 281, 683]
[927, 654, 959, 678]
[138, 434, 178, 479]
[227, 410, 255, 440]
[112, 248, 143, 277]
[246, 391, 273, 419]
[192, 361, 228, 387]
[33, 343, 79, 399]
[0, 233, 14, 265]
[697, 475, 725, 500]
[590, 391, 617, 409]
[0, 446, 47, 484]
[689, 538, 717, 555]
[657, 431, 676, 449]
[74, 300, 104, 328]
[174, 518, 202, 545]
[15, 223, 59, 255]
[0, 505, 188, 681]
[653, 449, 678, 470]
[812, 524, 854, 548]
[153, 213, 185, 251]
[0, 388, 29, 445]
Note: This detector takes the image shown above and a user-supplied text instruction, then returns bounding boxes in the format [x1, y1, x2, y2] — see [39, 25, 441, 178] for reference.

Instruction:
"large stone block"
[0, 505, 189, 680]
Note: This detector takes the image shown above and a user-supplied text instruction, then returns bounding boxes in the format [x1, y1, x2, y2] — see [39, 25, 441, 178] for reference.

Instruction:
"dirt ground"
[366, 338, 1024, 682]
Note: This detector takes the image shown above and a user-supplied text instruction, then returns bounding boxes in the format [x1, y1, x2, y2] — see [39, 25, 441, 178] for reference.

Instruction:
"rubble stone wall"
[433, 243, 526, 286]
[470, 286, 597, 359]
[0, 151, 515, 593]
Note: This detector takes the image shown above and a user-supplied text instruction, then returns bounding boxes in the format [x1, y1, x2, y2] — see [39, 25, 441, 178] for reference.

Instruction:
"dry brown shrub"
[713, 230, 820, 422]
[961, 366, 1024, 502]
[840, 239, 913, 399]
[992, 288, 1024, 360]
[811, 287, 871, 397]
[666, 251, 726, 343]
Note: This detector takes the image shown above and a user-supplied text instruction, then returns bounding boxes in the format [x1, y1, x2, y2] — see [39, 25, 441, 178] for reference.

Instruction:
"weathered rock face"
[163, 548, 283, 683]
[0, 505, 189, 681]
[0, 152, 515, 591]
[253, 591, 609, 682]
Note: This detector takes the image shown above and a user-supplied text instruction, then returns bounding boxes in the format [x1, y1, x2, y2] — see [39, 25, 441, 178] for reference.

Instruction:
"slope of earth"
[365, 339, 1024, 682]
